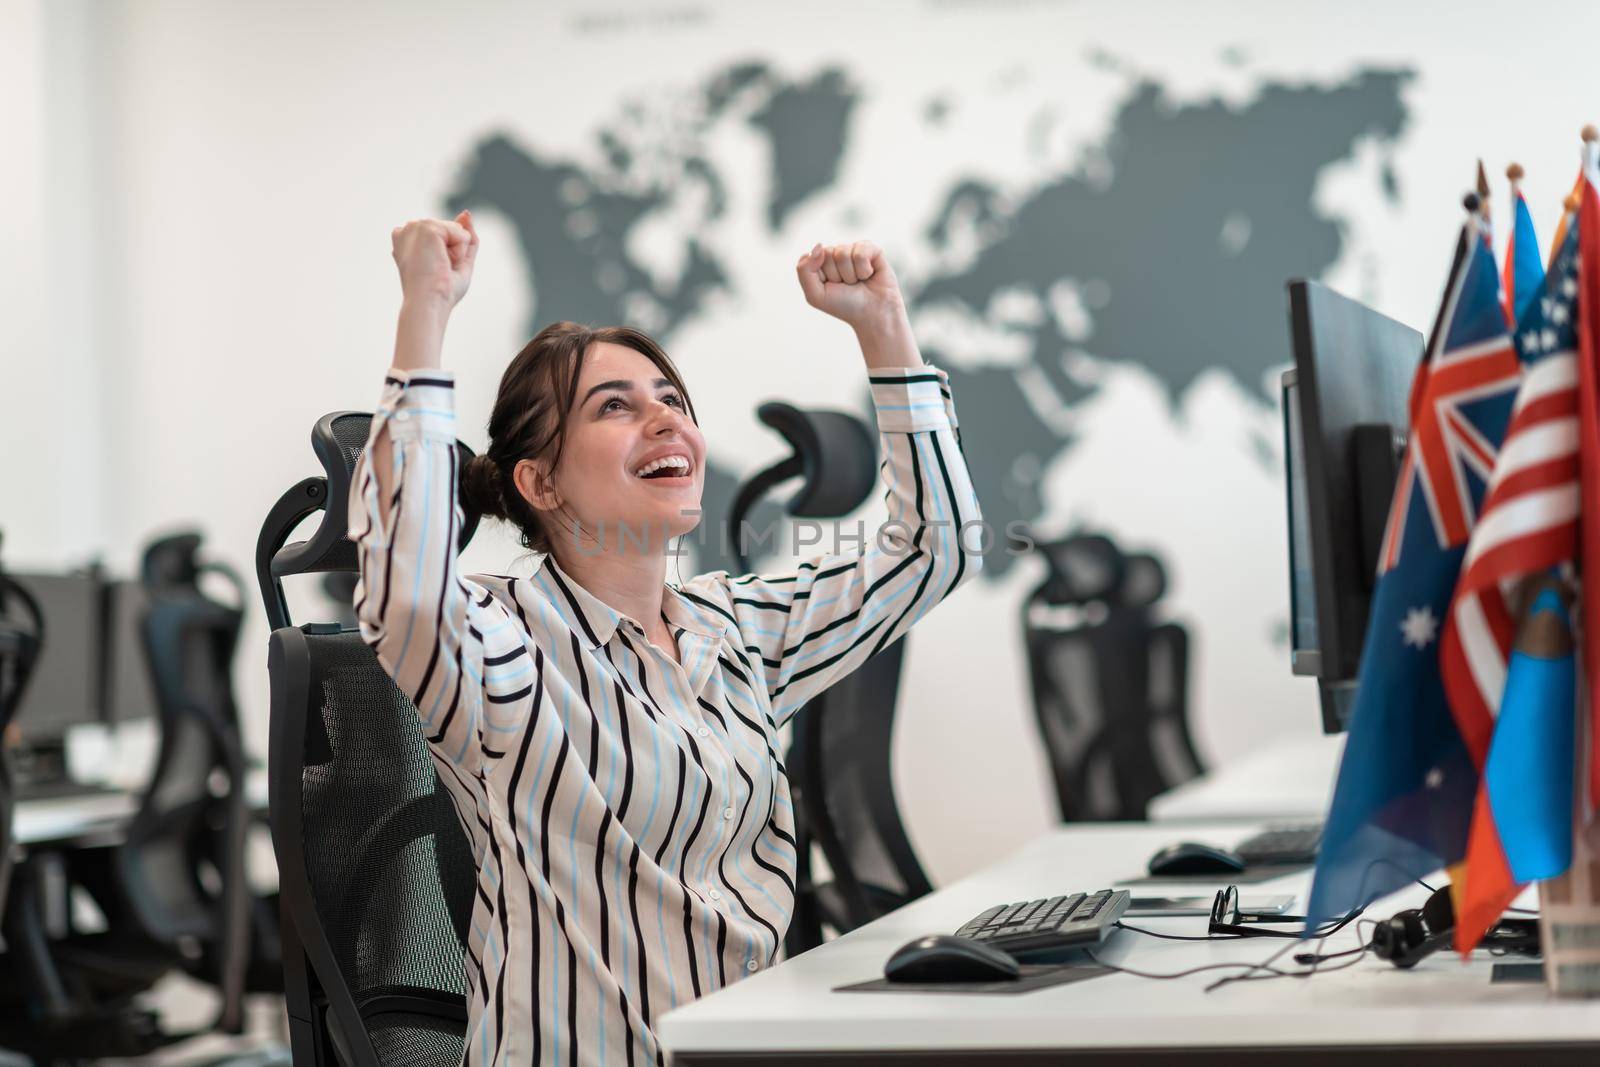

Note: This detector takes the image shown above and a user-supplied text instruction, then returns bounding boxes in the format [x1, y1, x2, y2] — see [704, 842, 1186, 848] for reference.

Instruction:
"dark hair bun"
[460, 453, 508, 521]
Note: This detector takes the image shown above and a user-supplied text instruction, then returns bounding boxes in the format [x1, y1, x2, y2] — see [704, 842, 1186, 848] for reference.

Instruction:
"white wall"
[8, 0, 1600, 884]
[1, 0, 106, 565]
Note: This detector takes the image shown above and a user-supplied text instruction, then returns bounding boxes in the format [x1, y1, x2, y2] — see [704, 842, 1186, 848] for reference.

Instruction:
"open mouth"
[633, 455, 694, 483]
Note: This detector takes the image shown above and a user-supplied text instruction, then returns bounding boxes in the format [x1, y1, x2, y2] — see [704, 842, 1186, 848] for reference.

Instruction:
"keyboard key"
[1048, 893, 1084, 921]
[1009, 899, 1047, 925]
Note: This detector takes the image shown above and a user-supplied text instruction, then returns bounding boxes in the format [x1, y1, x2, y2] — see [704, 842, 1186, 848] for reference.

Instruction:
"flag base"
[1539, 685, 1600, 995]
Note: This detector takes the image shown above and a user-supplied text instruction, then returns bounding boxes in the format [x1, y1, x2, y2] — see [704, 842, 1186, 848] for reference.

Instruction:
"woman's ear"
[513, 458, 562, 513]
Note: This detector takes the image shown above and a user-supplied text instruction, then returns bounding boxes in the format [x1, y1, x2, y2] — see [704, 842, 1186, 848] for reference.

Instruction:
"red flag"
[1576, 178, 1600, 813]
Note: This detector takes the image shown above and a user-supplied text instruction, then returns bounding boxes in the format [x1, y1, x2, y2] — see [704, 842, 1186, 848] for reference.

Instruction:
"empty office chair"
[1022, 533, 1205, 822]
[727, 402, 930, 955]
[260, 411, 481, 1067]
[0, 545, 45, 919]
[36, 532, 268, 1049]
[123, 533, 255, 1025]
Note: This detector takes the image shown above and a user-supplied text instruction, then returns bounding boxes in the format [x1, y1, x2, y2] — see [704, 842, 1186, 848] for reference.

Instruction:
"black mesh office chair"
[123, 534, 256, 1025]
[727, 402, 931, 956]
[1022, 533, 1205, 822]
[260, 411, 481, 1067]
[39, 532, 268, 1046]
[0, 544, 45, 919]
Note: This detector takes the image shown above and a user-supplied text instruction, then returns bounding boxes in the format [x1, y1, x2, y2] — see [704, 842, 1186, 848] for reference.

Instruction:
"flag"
[1549, 171, 1587, 269]
[1305, 213, 1523, 930]
[1455, 581, 1577, 952]
[1575, 164, 1600, 823]
[1442, 218, 1582, 950]
[1503, 165, 1545, 325]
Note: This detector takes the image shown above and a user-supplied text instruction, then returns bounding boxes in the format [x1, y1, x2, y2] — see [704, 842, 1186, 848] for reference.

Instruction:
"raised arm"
[369, 213, 478, 521]
[708, 243, 983, 723]
[349, 212, 520, 766]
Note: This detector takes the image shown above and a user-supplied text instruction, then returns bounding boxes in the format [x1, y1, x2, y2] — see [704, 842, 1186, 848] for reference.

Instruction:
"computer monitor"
[1282, 279, 1423, 733]
[106, 578, 162, 726]
[7, 571, 110, 741]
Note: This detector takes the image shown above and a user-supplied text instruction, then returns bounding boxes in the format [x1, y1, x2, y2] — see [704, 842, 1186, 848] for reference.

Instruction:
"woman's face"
[537, 342, 706, 554]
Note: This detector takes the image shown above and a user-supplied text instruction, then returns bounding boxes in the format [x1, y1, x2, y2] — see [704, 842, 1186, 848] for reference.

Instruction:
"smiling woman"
[350, 213, 982, 1066]
[458, 323, 706, 560]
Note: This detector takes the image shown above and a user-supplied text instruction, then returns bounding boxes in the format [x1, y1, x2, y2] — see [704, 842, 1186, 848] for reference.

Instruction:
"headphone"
[1369, 887, 1541, 968]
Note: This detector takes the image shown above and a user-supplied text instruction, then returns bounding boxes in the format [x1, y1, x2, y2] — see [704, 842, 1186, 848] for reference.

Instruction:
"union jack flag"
[1379, 251, 1523, 574]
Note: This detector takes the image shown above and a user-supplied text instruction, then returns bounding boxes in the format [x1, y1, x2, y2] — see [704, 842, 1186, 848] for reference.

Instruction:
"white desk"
[1148, 733, 1345, 823]
[12, 771, 271, 849]
[12, 792, 138, 847]
[658, 822, 1596, 1064]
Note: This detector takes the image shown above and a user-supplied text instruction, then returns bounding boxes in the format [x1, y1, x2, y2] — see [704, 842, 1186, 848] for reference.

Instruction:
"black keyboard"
[1235, 822, 1323, 866]
[954, 888, 1130, 955]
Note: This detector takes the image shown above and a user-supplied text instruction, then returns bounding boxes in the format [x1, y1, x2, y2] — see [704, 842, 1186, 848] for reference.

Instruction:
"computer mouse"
[884, 934, 1022, 983]
[1146, 841, 1248, 877]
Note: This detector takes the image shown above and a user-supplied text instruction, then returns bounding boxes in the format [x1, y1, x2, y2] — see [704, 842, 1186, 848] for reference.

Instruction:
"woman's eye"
[601, 398, 626, 413]
[663, 394, 685, 409]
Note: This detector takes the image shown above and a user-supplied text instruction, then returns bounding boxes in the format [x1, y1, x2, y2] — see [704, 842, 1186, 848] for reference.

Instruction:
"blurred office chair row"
[0, 533, 282, 1062]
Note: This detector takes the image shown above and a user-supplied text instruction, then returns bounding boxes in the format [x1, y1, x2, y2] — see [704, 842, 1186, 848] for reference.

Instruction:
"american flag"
[1441, 219, 1582, 768]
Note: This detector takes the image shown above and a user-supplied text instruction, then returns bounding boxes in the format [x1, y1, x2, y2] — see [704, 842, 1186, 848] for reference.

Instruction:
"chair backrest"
[114, 531, 253, 1029]
[791, 636, 929, 932]
[1023, 533, 1204, 822]
[269, 628, 474, 1067]
[261, 410, 480, 1067]
[725, 402, 928, 952]
[0, 554, 45, 918]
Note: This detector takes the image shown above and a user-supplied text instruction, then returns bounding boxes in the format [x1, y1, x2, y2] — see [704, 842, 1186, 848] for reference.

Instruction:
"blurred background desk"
[14, 771, 269, 850]
[658, 821, 1590, 1065]
[13, 791, 137, 849]
[1147, 733, 1344, 823]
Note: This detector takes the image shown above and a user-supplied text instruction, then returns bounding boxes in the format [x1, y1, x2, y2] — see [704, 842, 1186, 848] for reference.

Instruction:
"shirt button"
[722, 807, 735, 820]
[393, 410, 410, 422]
[697, 726, 710, 738]
[708, 888, 722, 901]
[745, 960, 759, 973]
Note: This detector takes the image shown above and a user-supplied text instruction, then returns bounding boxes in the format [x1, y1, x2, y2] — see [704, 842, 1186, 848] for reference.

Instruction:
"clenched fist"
[796, 241, 908, 336]
[392, 210, 480, 308]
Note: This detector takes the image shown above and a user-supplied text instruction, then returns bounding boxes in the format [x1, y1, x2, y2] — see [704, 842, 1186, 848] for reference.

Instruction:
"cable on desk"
[1080, 949, 1300, 983]
[1112, 922, 1246, 942]
[1084, 916, 1375, 990]
[1208, 920, 1376, 993]
[1098, 869, 1530, 989]
[1416, 875, 1537, 917]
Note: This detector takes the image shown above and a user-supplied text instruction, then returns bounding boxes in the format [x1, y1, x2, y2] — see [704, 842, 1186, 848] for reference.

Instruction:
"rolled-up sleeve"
[713, 364, 983, 724]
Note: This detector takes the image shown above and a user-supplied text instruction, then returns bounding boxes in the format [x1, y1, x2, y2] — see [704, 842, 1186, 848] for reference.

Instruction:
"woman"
[351, 209, 982, 1066]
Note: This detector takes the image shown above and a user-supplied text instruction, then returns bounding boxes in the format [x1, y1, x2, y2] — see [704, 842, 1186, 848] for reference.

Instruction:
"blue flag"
[1504, 186, 1545, 325]
[1305, 222, 1524, 928]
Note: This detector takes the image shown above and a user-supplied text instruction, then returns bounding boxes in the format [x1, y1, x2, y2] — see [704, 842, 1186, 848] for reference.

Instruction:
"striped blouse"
[349, 362, 982, 1067]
